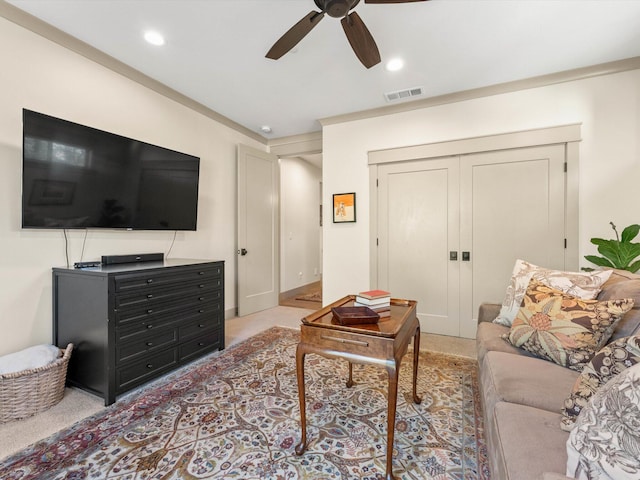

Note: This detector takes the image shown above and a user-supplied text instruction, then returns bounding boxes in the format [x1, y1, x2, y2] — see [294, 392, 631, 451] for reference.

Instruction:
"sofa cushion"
[476, 321, 536, 365]
[481, 351, 579, 414]
[561, 335, 640, 431]
[504, 280, 634, 371]
[597, 272, 640, 341]
[566, 363, 640, 479]
[493, 259, 612, 327]
[491, 402, 569, 480]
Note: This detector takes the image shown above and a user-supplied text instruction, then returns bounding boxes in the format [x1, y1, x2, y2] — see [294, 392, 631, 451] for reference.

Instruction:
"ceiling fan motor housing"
[315, 0, 360, 18]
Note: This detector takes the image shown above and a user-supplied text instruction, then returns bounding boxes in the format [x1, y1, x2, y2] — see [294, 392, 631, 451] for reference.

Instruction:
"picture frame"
[333, 192, 356, 223]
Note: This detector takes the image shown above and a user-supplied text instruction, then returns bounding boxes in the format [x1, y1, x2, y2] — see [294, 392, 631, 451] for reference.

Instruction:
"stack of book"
[355, 289, 391, 317]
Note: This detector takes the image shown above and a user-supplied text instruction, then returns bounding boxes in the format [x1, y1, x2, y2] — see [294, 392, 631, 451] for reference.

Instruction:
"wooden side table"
[295, 295, 421, 480]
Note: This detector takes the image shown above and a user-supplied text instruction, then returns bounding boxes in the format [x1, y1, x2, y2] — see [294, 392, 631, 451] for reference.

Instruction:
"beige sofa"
[475, 269, 640, 480]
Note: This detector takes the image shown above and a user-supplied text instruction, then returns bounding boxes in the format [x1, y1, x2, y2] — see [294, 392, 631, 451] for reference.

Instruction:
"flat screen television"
[22, 109, 200, 230]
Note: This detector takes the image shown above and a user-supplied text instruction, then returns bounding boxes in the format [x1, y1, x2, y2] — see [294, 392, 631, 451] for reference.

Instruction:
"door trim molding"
[368, 124, 581, 165]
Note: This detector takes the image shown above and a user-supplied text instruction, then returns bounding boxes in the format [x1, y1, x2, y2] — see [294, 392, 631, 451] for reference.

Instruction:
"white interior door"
[459, 144, 566, 337]
[377, 157, 461, 336]
[237, 145, 279, 316]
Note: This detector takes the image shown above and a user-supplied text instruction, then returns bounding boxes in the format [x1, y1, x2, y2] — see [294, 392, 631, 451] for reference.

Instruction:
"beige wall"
[322, 69, 640, 305]
[279, 157, 322, 292]
[0, 16, 266, 355]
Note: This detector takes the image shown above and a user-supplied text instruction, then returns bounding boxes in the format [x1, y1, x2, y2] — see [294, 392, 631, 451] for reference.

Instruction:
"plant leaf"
[590, 238, 608, 246]
[627, 259, 640, 273]
[584, 255, 615, 268]
[596, 243, 624, 267]
[586, 224, 640, 270]
[621, 224, 640, 243]
[617, 242, 640, 266]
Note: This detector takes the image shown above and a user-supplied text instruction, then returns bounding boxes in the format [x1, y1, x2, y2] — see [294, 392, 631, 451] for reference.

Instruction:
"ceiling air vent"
[384, 86, 424, 103]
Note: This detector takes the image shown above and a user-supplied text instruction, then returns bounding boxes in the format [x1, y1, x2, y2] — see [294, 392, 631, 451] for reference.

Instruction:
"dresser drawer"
[179, 331, 221, 362]
[114, 281, 222, 310]
[113, 264, 222, 293]
[116, 327, 179, 365]
[179, 313, 224, 340]
[114, 295, 222, 328]
[116, 348, 178, 392]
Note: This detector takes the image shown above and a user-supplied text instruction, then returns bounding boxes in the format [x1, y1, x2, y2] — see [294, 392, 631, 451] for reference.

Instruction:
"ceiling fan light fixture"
[144, 30, 166, 46]
[385, 57, 404, 72]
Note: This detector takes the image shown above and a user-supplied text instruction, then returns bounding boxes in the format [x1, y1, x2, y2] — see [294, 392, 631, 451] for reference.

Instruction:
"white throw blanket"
[0, 344, 61, 375]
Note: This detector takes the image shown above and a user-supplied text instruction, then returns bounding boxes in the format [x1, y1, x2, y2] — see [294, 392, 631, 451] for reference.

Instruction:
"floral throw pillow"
[493, 259, 612, 327]
[560, 335, 640, 431]
[503, 280, 633, 371]
[566, 362, 640, 480]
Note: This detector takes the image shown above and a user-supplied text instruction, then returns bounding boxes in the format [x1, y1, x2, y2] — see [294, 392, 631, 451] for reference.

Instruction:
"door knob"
[240, 248, 248, 256]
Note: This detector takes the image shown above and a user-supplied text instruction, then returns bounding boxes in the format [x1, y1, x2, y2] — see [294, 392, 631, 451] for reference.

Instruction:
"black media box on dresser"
[52, 258, 225, 405]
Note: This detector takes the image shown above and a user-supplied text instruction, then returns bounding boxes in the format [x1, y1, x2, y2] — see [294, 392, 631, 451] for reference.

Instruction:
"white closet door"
[458, 144, 566, 337]
[377, 157, 461, 336]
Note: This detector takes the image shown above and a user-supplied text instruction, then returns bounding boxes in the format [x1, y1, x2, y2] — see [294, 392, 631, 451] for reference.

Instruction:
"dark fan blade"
[266, 11, 325, 60]
[365, 0, 428, 3]
[341, 12, 380, 69]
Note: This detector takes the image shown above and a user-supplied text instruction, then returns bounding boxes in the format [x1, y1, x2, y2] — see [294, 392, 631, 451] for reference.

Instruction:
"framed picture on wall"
[333, 192, 356, 223]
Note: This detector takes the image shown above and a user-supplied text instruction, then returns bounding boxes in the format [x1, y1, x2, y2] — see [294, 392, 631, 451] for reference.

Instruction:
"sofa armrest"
[542, 473, 574, 480]
[478, 302, 501, 323]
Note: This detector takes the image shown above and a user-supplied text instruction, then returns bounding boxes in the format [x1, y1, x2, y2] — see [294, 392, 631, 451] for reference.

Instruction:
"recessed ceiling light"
[261, 125, 272, 134]
[385, 58, 404, 72]
[144, 30, 165, 46]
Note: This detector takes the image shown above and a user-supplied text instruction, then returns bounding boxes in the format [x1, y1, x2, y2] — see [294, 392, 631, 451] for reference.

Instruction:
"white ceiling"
[6, 0, 640, 140]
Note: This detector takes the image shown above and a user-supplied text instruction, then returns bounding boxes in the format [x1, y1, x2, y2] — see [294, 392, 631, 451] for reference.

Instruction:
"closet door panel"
[459, 145, 566, 338]
[377, 158, 460, 336]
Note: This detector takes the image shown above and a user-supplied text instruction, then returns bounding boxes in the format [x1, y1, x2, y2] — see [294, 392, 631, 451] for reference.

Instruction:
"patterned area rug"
[1, 327, 488, 480]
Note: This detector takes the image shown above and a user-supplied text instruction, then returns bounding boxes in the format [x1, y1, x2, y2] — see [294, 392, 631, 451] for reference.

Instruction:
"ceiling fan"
[266, 0, 428, 69]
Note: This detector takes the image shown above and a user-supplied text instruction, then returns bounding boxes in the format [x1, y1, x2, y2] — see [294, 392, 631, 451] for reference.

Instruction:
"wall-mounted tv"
[22, 109, 200, 230]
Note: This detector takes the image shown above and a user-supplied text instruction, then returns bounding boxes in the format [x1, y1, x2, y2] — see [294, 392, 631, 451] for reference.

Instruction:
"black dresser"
[52, 259, 224, 405]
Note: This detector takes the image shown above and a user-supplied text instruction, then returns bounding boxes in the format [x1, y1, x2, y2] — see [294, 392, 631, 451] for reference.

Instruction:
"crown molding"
[320, 56, 640, 128]
[268, 131, 322, 157]
[0, 1, 267, 144]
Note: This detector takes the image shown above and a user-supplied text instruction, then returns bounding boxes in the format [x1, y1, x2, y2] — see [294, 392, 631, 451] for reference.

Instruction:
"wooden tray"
[331, 306, 380, 326]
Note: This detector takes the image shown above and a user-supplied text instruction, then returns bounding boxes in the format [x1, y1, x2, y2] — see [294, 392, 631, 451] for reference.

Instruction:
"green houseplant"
[584, 222, 640, 273]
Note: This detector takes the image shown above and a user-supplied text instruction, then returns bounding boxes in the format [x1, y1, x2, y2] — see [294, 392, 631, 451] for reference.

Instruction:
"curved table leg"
[412, 323, 422, 404]
[385, 359, 399, 480]
[295, 343, 308, 456]
[346, 361, 354, 388]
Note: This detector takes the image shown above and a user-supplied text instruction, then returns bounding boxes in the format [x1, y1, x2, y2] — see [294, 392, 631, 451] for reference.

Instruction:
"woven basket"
[0, 343, 73, 423]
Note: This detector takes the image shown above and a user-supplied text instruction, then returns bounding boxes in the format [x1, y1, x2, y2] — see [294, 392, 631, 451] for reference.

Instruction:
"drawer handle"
[199, 284, 205, 288]
[147, 309, 153, 314]
[146, 279, 153, 284]
[147, 294, 153, 299]
[146, 324, 153, 329]
[199, 271, 205, 275]
[146, 342, 154, 347]
[146, 364, 153, 369]
[199, 324, 205, 328]
[199, 297, 205, 301]
[198, 342, 205, 346]
[320, 335, 369, 347]
[199, 309, 205, 313]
